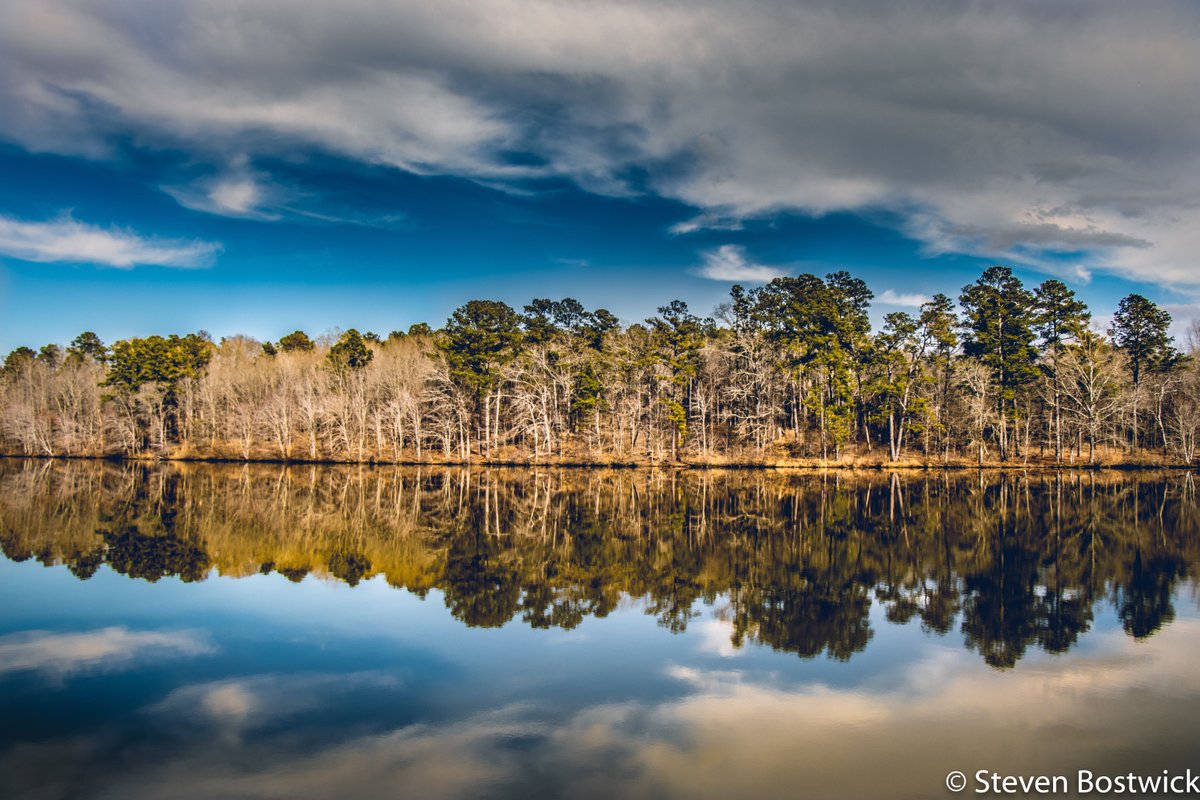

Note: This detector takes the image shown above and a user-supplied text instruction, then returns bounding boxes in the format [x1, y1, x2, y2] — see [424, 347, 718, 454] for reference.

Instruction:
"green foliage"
[105, 333, 214, 392]
[647, 301, 712, 448]
[523, 297, 619, 351]
[750, 272, 872, 370]
[915, 293, 960, 440]
[277, 330, 315, 352]
[662, 398, 688, 443]
[747, 271, 873, 452]
[871, 311, 918, 409]
[37, 344, 63, 369]
[648, 300, 708, 387]
[260, 340, 278, 357]
[327, 329, 374, 371]
[407, 322, 433, 338]
[1034, 279, 1090, 347]
[959, 266, 1038, 403]
[67, 331, 108, 364]
[918, 293, 958, 355]
[570, 362, 606, 422]
[2, 346, 36, 376]
[584, 309, 620, 351]
[1110, 294, 1176, 385]
[523, 297, 585, 344]
[439, 300, 523, 398]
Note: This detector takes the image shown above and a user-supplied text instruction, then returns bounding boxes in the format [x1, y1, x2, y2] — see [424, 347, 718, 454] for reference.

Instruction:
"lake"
[2, 461, 1199, 799]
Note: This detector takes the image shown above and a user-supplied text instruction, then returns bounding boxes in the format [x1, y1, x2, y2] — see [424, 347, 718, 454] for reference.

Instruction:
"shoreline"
[2, 453, 1196, 471]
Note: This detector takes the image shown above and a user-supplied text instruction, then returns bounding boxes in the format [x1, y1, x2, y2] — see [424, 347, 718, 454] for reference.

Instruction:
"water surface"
[2, 462, 1199, 799]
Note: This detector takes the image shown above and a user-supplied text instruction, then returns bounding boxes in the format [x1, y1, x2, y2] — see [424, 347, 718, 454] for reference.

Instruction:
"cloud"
[877, 289, 932, 308]
[693, 618, 745, 658]
[165, 174, 280, 220]
[669, 211, 745, 236]
[145, 670, 403, 746]
[151, 671, 401, 729]
[0, 214, 221, 268]
[1, 1, 1199, 284]
[108, 706, 543, 800]
[0, 627, 213, 677]
[696, 245, 787, 283]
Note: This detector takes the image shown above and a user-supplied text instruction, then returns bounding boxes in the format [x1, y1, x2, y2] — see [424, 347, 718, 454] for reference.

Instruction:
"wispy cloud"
[696, 245, 786, 283]
[0, 627, 213, 677]
[877, 289, 931, 308]
[166, 174, 280, 221]
[0, 214, 221, 268]
[669, 212, 745, 236]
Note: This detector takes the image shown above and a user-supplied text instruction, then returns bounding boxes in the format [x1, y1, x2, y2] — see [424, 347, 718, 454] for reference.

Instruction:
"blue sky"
[1, 0, 1198, 352]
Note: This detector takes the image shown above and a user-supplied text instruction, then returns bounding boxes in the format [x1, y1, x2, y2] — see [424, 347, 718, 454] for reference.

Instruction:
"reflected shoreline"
[3, 460, 1198, 669]
[4, 454, 1198, 470]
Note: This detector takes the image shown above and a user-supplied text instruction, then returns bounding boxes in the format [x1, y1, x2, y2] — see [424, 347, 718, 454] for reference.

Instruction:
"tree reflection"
[1116, 551, 1184, 639]
[1, 461, 1197, 668]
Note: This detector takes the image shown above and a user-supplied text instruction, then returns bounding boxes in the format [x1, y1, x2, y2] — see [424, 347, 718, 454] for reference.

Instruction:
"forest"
[2, 265, 1198, 465]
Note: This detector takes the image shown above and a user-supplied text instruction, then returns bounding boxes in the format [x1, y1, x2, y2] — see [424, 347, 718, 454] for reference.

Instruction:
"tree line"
[2, 266, 1198, 464]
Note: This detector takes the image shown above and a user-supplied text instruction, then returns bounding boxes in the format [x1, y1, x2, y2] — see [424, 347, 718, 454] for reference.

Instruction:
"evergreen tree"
[751, 272, 872, 458]
[2, 346, 36, 376]
[647, 300, 709, 457]
[327, 329, 374, 371]
[1110, 293, 1177, 452]
[916, 293, 959, 459]
[36, 344, 62, 369]
[105, 333, 214, 392]
[959, 266, 1037, 459]
[439, 300, 523, 456]
[277, 330, 315, 352]
[67, 331, 108, 364]
[1110, 294, 1175, 386]
[1034, 279, 1090, 460]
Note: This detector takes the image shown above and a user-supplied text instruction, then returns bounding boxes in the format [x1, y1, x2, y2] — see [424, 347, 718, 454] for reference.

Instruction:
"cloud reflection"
[8, 618, 1200, 799]
[149, 671, 402, 738]
[0, 627, 212, 678]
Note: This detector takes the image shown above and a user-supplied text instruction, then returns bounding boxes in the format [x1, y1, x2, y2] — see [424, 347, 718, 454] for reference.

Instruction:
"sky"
[1, 0, 1199, 353]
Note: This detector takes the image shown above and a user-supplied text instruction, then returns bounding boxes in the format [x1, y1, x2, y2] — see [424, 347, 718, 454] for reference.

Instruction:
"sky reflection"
[2, 555, 1198, 799]
[2, 465, 1200, 798]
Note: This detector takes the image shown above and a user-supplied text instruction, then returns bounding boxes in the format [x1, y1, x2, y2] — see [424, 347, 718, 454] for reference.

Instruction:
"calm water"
[2, 461, 1199, 799]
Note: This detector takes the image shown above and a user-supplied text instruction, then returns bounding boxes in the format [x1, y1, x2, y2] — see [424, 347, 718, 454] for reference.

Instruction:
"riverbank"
[2, 450, 1195, 469]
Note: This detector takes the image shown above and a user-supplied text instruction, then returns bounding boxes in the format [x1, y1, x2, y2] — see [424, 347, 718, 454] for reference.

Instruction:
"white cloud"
[0, 627, 213, 677]
[696, 245, 787, 283]
[165, 173, 281, 220]
[693, 617, 745, 658]
[669, 211, 745, 236]
[148, 671, 401, 743]
[877, 289, 932, 308]
[1, 0, 1199, 285]
[0, 214, 221, 268]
